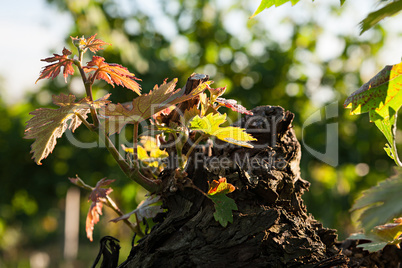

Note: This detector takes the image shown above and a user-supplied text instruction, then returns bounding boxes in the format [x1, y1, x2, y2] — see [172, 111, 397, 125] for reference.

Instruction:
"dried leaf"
[86, 178, 115, 242]
[36, 48, 74, 83]
[102, 79, 210, 135]
[216, 97, 253, 115]
[84, 56, 141, 95]
[189, 113, 257, 148]
[110, 195, 162, 223]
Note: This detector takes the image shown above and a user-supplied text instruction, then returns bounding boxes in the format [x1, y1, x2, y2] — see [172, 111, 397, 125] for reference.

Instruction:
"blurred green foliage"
[1, 0, 399, 266]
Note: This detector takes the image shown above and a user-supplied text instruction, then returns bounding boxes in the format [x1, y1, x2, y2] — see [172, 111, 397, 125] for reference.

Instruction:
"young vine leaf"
[124, 137, 168, 168]
[36, 48, 75, 83]
[344, 62, 402, 165]
[87, 178, 115, 242]
[71, 34, 111, 53]
[189, 113, 257, 148]
[84, 56, 141, 95]
[359, 1, 402, 34]
[250, 0, 301, 18]
[349, 217, 402, 252]
[24, 93, 110, 165]
[216, 97, 254, 115]
[207, 177, 238, 227]
[348, 233, 389, 253]
[351, 168, 402, 232]
[102, 79, 210, 135]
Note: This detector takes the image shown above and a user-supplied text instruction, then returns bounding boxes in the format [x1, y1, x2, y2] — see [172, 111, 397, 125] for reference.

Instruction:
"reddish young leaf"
[36, 48, 74, 83]
[101, 79, 210, 135]
[84, 56, 141, 95]
[71, 34, 111, 53]
[208, 85, 226, 98]
[24, 93, 110, 164]
[216, 97, 253, 115]
[86, 178, 115, 242]
[207, 177, 236, 195]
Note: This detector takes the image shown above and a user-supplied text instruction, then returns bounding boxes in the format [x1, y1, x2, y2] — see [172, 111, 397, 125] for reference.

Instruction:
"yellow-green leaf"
[207, 177, 236, 196]
[206, 178, 238, 227]
[345, 62, 402, 164]
[250, 0, 301, 18]
[189, 113, 256, 148]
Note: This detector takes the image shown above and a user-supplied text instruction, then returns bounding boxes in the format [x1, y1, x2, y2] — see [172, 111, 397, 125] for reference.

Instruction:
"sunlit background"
[1, 0, 402, 266]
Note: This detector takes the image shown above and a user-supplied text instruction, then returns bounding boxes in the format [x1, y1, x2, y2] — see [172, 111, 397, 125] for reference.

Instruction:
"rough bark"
[112, 75, 402, 267]
[117, 104, 350, 268]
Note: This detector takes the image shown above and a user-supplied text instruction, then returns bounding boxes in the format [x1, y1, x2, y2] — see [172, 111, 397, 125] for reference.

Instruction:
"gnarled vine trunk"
[116, 102, 347, 268]
[112, 75, 402, 268]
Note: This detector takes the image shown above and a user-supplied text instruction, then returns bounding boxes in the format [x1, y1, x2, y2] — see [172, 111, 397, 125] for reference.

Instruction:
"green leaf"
[207, 177, 237, 227]
[189, 113, 257, 148]
[340, 0, 346, 6]
[374, 117, 399, 164]
[24, 94, 109, 164]
[250, 0, 301, 18]
[359, 1, 402, 34]
[344, 62, 402, 164]
[209, 193, 238, 227]
[351, 168, 402, 232]
[348, 233, 388, 253]
[348, 217, 402, 252]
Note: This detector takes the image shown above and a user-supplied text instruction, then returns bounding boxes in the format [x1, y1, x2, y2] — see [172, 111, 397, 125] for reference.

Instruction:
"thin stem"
[75, 109, 132, 177]
[74, 58, 99, 127]
[129, 123, 162, 192]
[185, 134, 206, 162]
[74, 84, 160, 192]
[70, 176, 143, 237]
[75, 112, 94, 131]
[105, 196, 144, 238]
[187, 179, 209, 198]
[129, 168, 161, 193]
[172, 132, 185, 169]
[133, 122, 139, 164]
[134, 213, 145, 237]
[98, 125, 132, 177]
